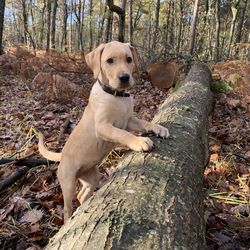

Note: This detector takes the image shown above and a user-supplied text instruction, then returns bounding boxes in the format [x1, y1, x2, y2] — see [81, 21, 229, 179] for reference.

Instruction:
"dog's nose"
[119, 73, 130, 84]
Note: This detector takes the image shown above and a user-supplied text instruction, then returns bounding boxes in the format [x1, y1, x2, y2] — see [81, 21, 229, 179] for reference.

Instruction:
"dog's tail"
[38, 132, 61, 162]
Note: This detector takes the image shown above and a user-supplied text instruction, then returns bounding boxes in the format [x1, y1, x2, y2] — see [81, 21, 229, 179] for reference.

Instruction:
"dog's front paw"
[151, 124, 169, 138]
[129, 136, 153, 152]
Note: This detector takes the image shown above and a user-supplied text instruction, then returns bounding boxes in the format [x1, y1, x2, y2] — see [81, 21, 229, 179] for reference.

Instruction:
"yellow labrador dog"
[38, 41, 169, 222]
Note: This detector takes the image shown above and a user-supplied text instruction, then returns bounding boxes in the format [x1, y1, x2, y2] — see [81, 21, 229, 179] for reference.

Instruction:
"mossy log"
[47, 63, 214, 250]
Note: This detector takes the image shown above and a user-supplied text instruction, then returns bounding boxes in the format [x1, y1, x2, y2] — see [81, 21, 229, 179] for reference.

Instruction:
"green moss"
[172, 81, 183, 92]
[211, 80, 233, 93]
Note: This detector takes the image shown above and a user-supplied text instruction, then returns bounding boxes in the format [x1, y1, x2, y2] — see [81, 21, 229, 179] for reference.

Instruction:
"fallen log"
[47, 63, 214, 249]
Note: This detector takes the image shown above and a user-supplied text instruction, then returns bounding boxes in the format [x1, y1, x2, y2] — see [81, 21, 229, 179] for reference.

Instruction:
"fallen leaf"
[210, 154, 219, 162]
[227, 98, 240, 107]
[211, 145, 221, 152]
[20, 209, 43, 224]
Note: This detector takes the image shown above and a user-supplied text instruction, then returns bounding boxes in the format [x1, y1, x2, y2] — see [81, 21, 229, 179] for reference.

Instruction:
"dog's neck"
[98, 80, 130, 97]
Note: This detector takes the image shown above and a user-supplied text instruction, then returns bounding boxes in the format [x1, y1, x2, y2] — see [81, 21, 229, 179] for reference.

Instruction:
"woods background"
[0, 0, 249, 66]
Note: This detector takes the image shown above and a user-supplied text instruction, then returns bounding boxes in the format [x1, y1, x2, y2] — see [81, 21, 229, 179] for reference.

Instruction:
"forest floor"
[0, 48, 249, 249]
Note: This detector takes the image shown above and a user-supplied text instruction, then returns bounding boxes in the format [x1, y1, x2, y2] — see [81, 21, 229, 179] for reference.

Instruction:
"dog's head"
[85, 41, 139, 90]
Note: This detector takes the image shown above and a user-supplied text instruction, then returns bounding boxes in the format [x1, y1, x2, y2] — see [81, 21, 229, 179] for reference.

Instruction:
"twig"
[0, 166, 29, 192]
[0, 157, 53, 167]
[0, 157, 54, 192]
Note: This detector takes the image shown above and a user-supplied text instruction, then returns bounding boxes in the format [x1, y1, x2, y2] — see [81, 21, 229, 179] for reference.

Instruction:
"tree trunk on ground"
[47, 63, 214, 250]
[0, 0, 5, 55]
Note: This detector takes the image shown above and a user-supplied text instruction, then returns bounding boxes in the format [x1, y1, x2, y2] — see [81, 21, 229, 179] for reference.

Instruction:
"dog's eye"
[107, 58, 114, 64]
[127, 57, 132, 63]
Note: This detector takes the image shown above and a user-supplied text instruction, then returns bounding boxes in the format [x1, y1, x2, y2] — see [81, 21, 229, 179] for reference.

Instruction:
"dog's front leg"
[96, 122, 153, 151]
[127, 117, 169, 138]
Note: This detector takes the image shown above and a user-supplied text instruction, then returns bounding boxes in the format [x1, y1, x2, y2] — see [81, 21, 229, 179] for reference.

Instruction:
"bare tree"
[61, 0, 68, 51]
[46, 0, 52, 51]
[214, 0, 221, 62]
[89, 0, 93, 50]
[234, 0, 248, 45]
[39, 0, 46, 49]
[189, 0, 200, 57]
[107, 0, 126, 42]
[152, 0, 160, 50]
[21, 0, 36, 49]
[128, 0, 133, 44]
[51, 0, 58, 49]
[0, 0, 5, 54]
[105, 9, 113, 42]
[227, 0, 240, 57]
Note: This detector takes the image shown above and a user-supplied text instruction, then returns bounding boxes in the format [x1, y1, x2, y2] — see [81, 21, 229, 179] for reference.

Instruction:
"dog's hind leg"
[57, 163, 77, 222]
[77, 166, 101, 204]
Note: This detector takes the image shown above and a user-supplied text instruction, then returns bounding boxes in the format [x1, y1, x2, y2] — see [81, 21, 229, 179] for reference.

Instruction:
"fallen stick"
[0, 157, 53, 166]
[0, 158, 54, 192]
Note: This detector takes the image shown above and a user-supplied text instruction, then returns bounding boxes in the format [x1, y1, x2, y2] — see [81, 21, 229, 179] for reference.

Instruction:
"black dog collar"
[98, 80, 130, 97]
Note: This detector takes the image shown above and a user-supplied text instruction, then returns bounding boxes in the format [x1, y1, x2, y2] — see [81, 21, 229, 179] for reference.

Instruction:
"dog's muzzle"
[119, 73, 130, 85]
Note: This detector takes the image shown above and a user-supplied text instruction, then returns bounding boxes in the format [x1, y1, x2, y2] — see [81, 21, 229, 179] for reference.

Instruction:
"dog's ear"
[85, 43, 105, 79]
[127, 44, 140, 77]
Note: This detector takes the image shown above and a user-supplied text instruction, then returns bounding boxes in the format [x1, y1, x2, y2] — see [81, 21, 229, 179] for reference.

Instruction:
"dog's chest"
[111, 97, 133, 129]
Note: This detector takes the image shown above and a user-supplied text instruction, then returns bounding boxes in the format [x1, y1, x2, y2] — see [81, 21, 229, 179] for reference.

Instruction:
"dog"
[38, 41, 169, 222]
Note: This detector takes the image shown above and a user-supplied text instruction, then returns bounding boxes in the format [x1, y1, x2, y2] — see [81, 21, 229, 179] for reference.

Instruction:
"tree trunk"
[107, 0, 126, 42]
[21, 0, 36, 49]
[234, 0, 248, 57]
[61, 0, 68, 51]
[46, 63, 214, 250]
[39, 0, 46, 49]
[214, 0, 221, 62]
[128, 0, 133, 44]
[51, 0, 58, 49]
[89, 0, 93, 50]
[0, 0, 5, 55]
[189, 0, 200, 57]
[227, 0, 240, 57]
[105, 9, 113, 43]
[176, 0, 184, 53]
[46, 0, 52, 51]
[152, 0, 160, 52]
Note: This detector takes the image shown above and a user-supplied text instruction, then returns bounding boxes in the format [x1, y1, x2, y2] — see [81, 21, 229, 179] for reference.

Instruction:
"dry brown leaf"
[20, 209, 43, 224]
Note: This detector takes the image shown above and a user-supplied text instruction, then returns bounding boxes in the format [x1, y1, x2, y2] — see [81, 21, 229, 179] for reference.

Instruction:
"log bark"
[47, 63, 214, 249]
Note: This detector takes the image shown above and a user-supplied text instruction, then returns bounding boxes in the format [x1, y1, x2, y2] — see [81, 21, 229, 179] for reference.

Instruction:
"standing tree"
[46, 0, 52, 51]
[107, 0, 126, 42]
[234, 0, 248, 57]
[0, 0, 5, 55]
[61, 0, 68, 51]
[152, 0, 160, 51]
[227, 0, 240, 57]
[189, 0, 200, 57]
[214, 0, 221, 62]
[89, 0, 93, 50]
[21, 0, 36, 49]
[51, 0, 58, 49]
[128, 0, 133, 44]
